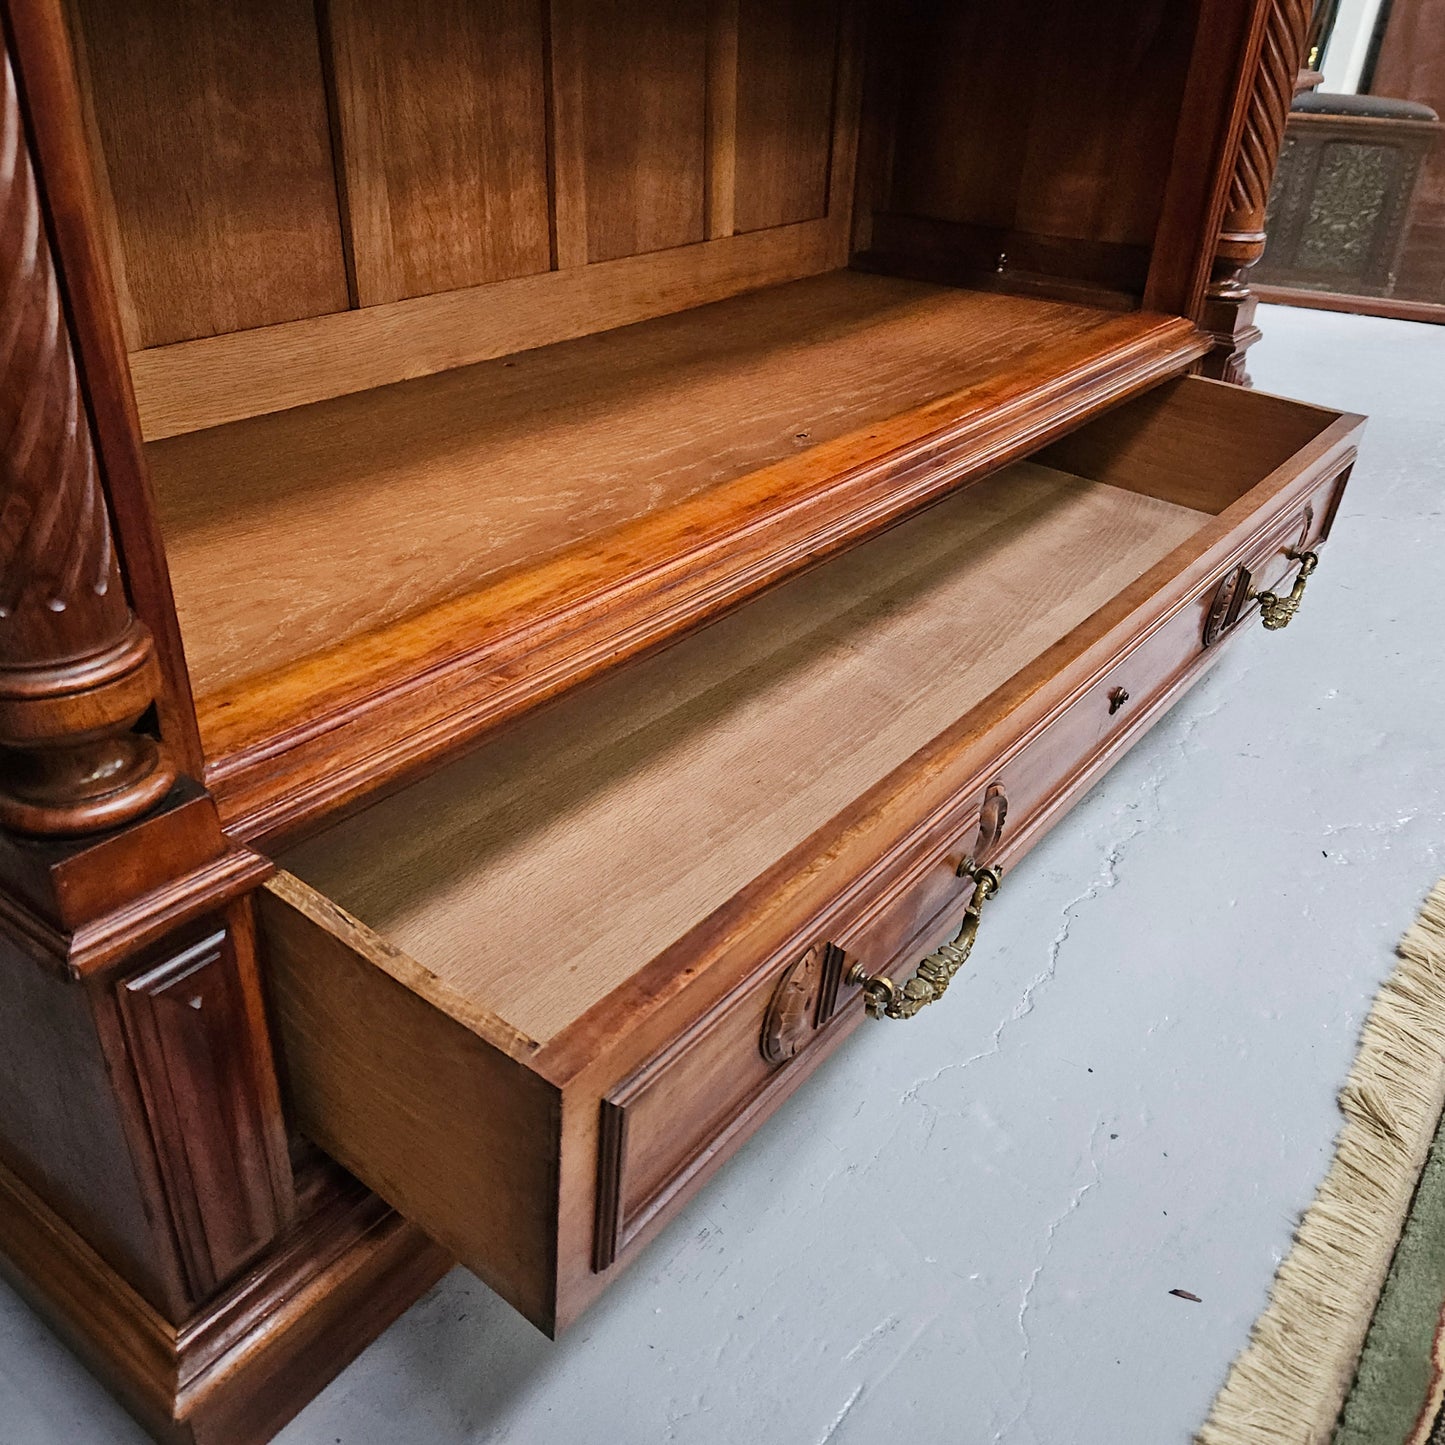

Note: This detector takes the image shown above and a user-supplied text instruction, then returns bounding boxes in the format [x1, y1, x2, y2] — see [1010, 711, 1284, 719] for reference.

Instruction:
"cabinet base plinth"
[0, 1154, 449, 1445]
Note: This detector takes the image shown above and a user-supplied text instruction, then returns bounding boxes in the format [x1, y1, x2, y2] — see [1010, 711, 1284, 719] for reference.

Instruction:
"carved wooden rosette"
[1203, 0, 1313, 383]
[0, 45, 172, 835]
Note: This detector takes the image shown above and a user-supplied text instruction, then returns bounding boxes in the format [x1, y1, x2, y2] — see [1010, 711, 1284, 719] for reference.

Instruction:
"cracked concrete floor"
[3, 304, 1443, 1445]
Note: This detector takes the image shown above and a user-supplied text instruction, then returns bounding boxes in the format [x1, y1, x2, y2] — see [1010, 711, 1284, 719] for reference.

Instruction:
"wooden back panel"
[858, 0, 1199, 300]
[325, 0, 555, 306]
[67, 0, 857, 430]
[68, 0, 351, 348]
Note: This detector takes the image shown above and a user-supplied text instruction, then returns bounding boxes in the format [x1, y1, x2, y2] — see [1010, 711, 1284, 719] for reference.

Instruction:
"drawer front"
[592, 782, 1001, 1272]
[593, 449, 1355, 1277]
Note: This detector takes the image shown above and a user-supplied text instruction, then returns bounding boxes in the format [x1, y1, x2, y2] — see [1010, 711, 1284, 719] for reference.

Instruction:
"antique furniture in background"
[1369, 0, 1445, 309]
[1255, 91, 1444, 300]
[0, 1, 1359, 1440]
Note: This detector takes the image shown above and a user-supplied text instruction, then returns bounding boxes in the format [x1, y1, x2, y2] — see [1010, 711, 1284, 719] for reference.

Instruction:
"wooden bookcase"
[59, 0, 1234, 840]
[0, 2, 1356, 1441]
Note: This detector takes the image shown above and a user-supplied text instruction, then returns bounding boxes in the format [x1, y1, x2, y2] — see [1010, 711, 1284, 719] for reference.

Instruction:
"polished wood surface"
[117, 920, 293, 1299]
[117, 212, 867, 454]
[1202, 0, 1313, 381]
[323, 0, 553, 307]
[1037, 372, 1338, 511]
[877, 0, 1196, 293]
[266, 376, 1361, 1333]
[262, 878, 559, 1326]
[280, 461, 1204, 1045]
[150, 274, 1179, 697]
[0, 1, 1357, 1436]
[0, 931, 190, 1316]
[128, 220, 843, 440]
[4, 0, 203, 773]
[0, 1150, 448, 1445]
[106, 0, 859, 438]
[154, 281, 1202, 843]
[732, 0, 842, 233]
[67, 0, 350, 349]
[0, 35, 172, 835]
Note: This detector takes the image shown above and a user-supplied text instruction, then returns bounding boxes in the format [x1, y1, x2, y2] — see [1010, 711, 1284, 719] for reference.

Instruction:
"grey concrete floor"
[3, 305, 1442, 1444]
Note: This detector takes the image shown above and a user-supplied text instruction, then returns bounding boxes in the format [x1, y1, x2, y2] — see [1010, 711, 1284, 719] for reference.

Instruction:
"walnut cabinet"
[0, 1, 1359, 1440]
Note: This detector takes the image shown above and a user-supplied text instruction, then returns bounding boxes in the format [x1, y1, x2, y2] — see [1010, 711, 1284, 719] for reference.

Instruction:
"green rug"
[1335, 1105, 1445, 1445]
[1199, 881, 1445, 1445]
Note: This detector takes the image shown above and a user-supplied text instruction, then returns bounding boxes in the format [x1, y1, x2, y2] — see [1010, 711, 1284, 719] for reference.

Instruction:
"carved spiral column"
[1202, 0, 1313, 383]
[0, 44, 173, 836]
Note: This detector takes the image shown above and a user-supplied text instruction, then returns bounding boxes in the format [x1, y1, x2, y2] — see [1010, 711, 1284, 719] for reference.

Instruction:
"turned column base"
[0, 620, 177, 838]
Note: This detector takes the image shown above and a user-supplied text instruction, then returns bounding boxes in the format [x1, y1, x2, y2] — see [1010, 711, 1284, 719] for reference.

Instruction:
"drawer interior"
[264, 374, 1357, 1327]
[279, 458, 1201, 1048]
[276, 377, 1348, 1048]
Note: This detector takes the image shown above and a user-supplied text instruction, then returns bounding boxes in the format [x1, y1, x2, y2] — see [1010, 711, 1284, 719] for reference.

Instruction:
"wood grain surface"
[281, 462, 1205, 1043]
[67, 0, 349, 347]
[148, 273, 1168, 699]
[884, 0, 1195, 249]
[573, 0, 709, 263]
[733, 0, 841, 233]
[128, 219, 840, 440]
[323, 0, 554, 305]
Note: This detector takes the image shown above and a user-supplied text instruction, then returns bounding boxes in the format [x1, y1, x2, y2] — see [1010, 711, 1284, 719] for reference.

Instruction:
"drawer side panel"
[259, 879, 562, 1332]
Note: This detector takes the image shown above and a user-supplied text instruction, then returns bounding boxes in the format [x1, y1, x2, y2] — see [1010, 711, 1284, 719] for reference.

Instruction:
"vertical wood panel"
[733, 0, 841, 234]
[324, 0, 553, 306]
[705, 0, 740, 239]
[547, 0, 590, 269]
[58, 0, 140, 350]
[69, 0, 349, 347]
[118, 922, 294, 1299]
[1013, 0, 1194, 246]
[886, 0, 1193, 251]
[887, 3, 1035, 231]
[0, 936, 187, 1315]
[574, 0, 709, 263]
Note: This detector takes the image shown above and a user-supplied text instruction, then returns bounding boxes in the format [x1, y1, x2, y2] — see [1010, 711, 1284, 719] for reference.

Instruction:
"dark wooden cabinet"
[0, 1, 1354, 1441]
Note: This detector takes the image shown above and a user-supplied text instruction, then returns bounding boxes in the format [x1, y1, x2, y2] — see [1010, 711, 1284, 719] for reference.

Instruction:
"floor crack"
[995, 1120, 1108, 1443]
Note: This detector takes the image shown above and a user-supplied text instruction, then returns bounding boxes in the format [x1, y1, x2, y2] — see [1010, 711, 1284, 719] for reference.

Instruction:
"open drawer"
[259, 376, 1361, 1334]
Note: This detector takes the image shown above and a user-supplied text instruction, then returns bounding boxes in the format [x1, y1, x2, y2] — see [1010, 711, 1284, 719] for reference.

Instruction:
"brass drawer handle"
[848, 867, 1001, 1021]
[1253, 550, 1318, 631]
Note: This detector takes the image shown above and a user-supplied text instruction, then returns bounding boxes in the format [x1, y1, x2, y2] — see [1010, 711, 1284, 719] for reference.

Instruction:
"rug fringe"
[1197, 880, 1445, 1445]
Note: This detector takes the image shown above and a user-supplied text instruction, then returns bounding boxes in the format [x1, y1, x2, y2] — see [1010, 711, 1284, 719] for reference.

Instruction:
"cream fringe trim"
[1197, 880, 1445, 1445]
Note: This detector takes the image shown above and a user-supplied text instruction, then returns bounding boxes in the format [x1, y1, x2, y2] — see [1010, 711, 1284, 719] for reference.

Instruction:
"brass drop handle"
[848, 866, 1001, 1021]
[1253, 550, 1318, 631]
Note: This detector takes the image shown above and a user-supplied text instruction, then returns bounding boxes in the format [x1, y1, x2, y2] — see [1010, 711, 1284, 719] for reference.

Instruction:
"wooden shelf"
[148, 271, 1207, 841]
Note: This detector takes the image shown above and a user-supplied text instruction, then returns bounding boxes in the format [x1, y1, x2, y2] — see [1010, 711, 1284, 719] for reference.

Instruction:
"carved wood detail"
[117, 923, 293, 1299]
[1202, 0, 1313, 383]
[0, 40, 173, 836]
[760, 944, 826, 1065]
